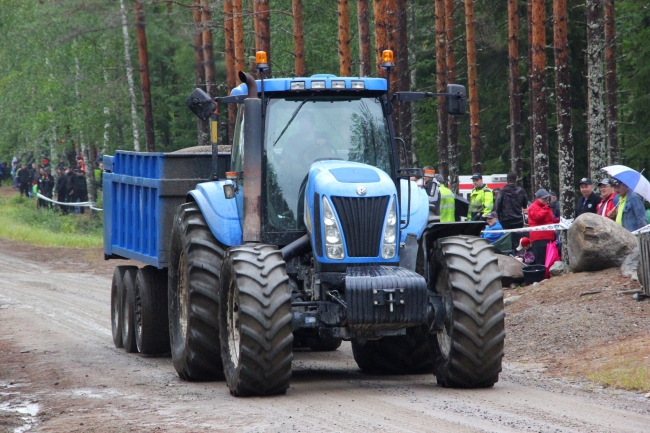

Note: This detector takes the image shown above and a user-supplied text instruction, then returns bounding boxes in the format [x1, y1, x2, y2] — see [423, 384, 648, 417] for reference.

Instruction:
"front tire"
[219, 245, 293, 396]
[432, 236, 504, 388]
[135, 266, 170, 355]
[168, 203, 224, 380]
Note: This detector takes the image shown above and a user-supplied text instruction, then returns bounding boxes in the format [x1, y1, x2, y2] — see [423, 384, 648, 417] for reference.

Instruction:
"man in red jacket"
[528, 189, 560, 265]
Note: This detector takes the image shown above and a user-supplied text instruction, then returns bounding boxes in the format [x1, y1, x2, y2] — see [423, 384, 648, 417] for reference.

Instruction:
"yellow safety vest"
[468, 185, 494, 218]
[439, 185, 455, 222]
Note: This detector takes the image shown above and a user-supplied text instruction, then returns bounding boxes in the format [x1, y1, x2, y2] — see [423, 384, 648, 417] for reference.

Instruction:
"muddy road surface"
[1, 248, 649, 432]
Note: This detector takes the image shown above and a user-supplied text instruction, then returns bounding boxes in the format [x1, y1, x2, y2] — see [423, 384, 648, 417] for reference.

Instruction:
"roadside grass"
[0, 192, 103, 248]
[579, 338, 650, 393]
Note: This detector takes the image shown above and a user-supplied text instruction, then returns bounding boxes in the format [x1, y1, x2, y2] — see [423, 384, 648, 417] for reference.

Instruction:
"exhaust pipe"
[238, 71, 258, 99]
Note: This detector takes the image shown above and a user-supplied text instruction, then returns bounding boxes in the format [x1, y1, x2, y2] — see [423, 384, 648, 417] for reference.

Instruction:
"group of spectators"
[3, 156, 96, 215]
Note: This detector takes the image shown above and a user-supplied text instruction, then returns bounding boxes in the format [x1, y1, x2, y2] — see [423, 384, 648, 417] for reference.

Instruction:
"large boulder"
[568, 213, 638, 272]
[497, 254, 525, 286]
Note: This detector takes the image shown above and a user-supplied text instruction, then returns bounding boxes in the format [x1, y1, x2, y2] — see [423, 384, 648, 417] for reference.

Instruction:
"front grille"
[331, 196, 389, 257]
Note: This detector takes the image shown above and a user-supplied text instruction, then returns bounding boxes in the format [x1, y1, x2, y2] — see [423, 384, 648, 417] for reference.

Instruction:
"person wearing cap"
[436, 174, 456, 222]
[612, 179, 647, 232]
[468, 173, 494, 221]
[528, 189, 560, 265]
[575, 177, 601, 218]
[596, 178, 618, 219]
[480, 211, 504, 243]
[514, 237, 535, 265]
[422, 166, 441, 218]
[548, 191, 560, 218]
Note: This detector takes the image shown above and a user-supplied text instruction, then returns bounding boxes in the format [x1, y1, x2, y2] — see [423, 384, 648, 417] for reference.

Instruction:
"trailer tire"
[219, 244, 293, 396]
[351, 325, 435, 374]
[168, 203, 225, 381]
[121, 267, 139, 353]
[135, 266, 170, 355]
[111, 266, 136, 349]
[431, 236, 504, 388]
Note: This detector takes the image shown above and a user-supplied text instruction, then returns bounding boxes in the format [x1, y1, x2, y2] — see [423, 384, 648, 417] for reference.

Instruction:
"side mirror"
[445, 84, 466, 116]
[185, 88, 216, 121]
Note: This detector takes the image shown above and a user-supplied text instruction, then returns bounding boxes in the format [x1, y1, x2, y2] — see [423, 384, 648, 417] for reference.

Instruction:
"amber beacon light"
[381, 50, 395, 69]
[255, 51, 269, 71]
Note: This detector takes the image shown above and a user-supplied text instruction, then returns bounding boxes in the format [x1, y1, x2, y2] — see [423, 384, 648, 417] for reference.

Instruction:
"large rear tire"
[135, 266, 170, 355]
[111, 266, 136, 349]
[121, 267, 139, 353]
[168, 203, 225, 380]
[351, 325, 435, 374]
[219, 245, 293, 396]
[432, 236, 504, 388]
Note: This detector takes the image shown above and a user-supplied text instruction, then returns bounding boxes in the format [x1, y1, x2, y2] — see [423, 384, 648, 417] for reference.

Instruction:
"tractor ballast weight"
[105, 57, 504, 397]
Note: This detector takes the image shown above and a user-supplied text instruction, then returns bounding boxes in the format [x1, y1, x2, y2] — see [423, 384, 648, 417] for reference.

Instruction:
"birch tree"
[465, 0, 481, 173]
[553, 0, 575, 220]
[435, 0, 448, 179]
[586, 0, 606, 178]
[508, 0, 523, 180]
[604, 0, 618, 165]
[531, 0, 548, 190]
[119, 0, 140, 151]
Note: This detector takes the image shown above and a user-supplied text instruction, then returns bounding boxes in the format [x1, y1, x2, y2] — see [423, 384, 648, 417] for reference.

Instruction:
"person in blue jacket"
[612, 179, 647, 232]
[481, 211, 505, 243]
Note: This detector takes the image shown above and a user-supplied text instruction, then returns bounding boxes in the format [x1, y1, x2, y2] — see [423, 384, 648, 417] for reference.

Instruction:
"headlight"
[322, 197, 344, 260]
[381, 197, 398, 259]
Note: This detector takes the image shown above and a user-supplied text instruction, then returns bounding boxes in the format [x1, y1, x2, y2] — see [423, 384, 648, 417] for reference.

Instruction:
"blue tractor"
[105, 53, 504, 397]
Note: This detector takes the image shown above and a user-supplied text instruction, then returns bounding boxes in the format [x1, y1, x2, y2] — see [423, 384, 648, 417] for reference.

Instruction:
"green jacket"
[439, 184, 455, 222]
[468, 185, 493, 219]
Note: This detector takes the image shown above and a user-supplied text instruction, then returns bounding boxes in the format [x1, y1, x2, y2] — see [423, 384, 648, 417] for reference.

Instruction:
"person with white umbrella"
[611, 179, 647, 232]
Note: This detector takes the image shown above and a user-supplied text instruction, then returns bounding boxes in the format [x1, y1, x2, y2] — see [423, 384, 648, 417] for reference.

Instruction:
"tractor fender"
[187, 181, 242, 247]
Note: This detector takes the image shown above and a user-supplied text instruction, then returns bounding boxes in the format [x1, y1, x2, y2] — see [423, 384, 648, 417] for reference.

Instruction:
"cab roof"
[230, 74, 387, 96]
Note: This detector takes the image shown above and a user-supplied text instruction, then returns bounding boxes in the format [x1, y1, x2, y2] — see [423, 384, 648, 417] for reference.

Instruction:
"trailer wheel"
[121, 267, 139, 353]
[135, 266, 170, 355]
[351, 325, 435, 374]
[432, 236, 504, 388]
[111, 266, 137, 349]
[168, 203, 225, 381]
[219, 245, 293, 396]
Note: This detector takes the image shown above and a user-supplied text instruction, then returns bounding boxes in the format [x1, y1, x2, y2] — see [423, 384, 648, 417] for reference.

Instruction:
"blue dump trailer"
[104, 53, 504, 397]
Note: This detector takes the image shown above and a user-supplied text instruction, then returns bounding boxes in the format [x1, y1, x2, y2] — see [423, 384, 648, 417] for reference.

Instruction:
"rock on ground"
[567, 213, 638, 272]
[497, 254, 525, 286]
[550, 260, 569, 277]
[620, 246, 640, 280]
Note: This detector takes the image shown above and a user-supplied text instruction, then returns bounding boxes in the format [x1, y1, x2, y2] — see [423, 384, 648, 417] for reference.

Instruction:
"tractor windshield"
[265, 96, 392, 232]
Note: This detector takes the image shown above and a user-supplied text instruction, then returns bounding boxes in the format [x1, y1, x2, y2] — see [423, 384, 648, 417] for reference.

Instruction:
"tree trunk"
[292, 0, 305, 76]
[464, 0, 481, 173]
[337, 0, 351, 77]
[586, 0, 605, 179]
[119, 0, 140, 151]
[233, 0, 246, 74]
[554, 0, 575, 221]
[192, 0, 209, 147]
[445, 0, 459, 192]
[103, 70, 110, 154]
[408, 0, 419, 167]
[508, 0, 523, 181]
[435, 0, 448, 179]
[357, 0, 371, 77]
[527, 0, 534, 191]
[397, 0, 410, 155]
[604, 0, 618, 165]
[531, 0, 548, 190]
[134, 0, 155, 152]
[223, 0, 235, 146]
[373, 0, 398, 86]
[255, 0, 272, 77]
[201, 0, 216, 97]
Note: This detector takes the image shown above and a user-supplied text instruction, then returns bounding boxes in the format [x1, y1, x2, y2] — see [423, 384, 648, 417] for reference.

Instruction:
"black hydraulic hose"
[281, 234, 311, 261]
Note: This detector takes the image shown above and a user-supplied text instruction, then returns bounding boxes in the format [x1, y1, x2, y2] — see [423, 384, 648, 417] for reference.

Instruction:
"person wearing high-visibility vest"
[434, 174, 456, 222]
[468, 173, 494, 220]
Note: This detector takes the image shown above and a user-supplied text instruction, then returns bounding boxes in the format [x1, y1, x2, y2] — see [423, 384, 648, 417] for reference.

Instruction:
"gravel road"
[1, 248, 649, 432]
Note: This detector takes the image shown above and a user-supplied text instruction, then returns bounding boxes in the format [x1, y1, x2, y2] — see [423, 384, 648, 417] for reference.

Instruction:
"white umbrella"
[601, 165, 650, 202]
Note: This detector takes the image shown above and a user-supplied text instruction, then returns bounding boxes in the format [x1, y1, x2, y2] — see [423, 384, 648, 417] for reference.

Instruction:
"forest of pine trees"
[1, 0, 649, 198]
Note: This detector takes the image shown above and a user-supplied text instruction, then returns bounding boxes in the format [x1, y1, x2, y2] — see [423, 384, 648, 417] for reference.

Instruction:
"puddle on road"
[0, 382, 39, 433]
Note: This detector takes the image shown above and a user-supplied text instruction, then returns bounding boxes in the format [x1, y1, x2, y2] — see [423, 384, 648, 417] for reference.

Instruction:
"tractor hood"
[303, 160, 399, 264]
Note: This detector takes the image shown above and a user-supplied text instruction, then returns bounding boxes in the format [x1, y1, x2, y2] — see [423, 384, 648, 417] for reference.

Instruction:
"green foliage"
[0, 193, 102, 247]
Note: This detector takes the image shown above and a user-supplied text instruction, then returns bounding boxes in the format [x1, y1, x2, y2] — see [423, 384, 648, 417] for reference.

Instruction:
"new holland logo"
[356, 185, 367, 196]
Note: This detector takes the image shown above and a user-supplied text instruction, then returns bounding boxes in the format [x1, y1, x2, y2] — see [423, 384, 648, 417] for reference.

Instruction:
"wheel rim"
[123, 286, 130, 336]
[178, 251, 189, 341]
[135, 284, 142, 346]
[227, 277, 241, 367]
[435, 266, 453, 359]
[112, 289, 119, 331]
